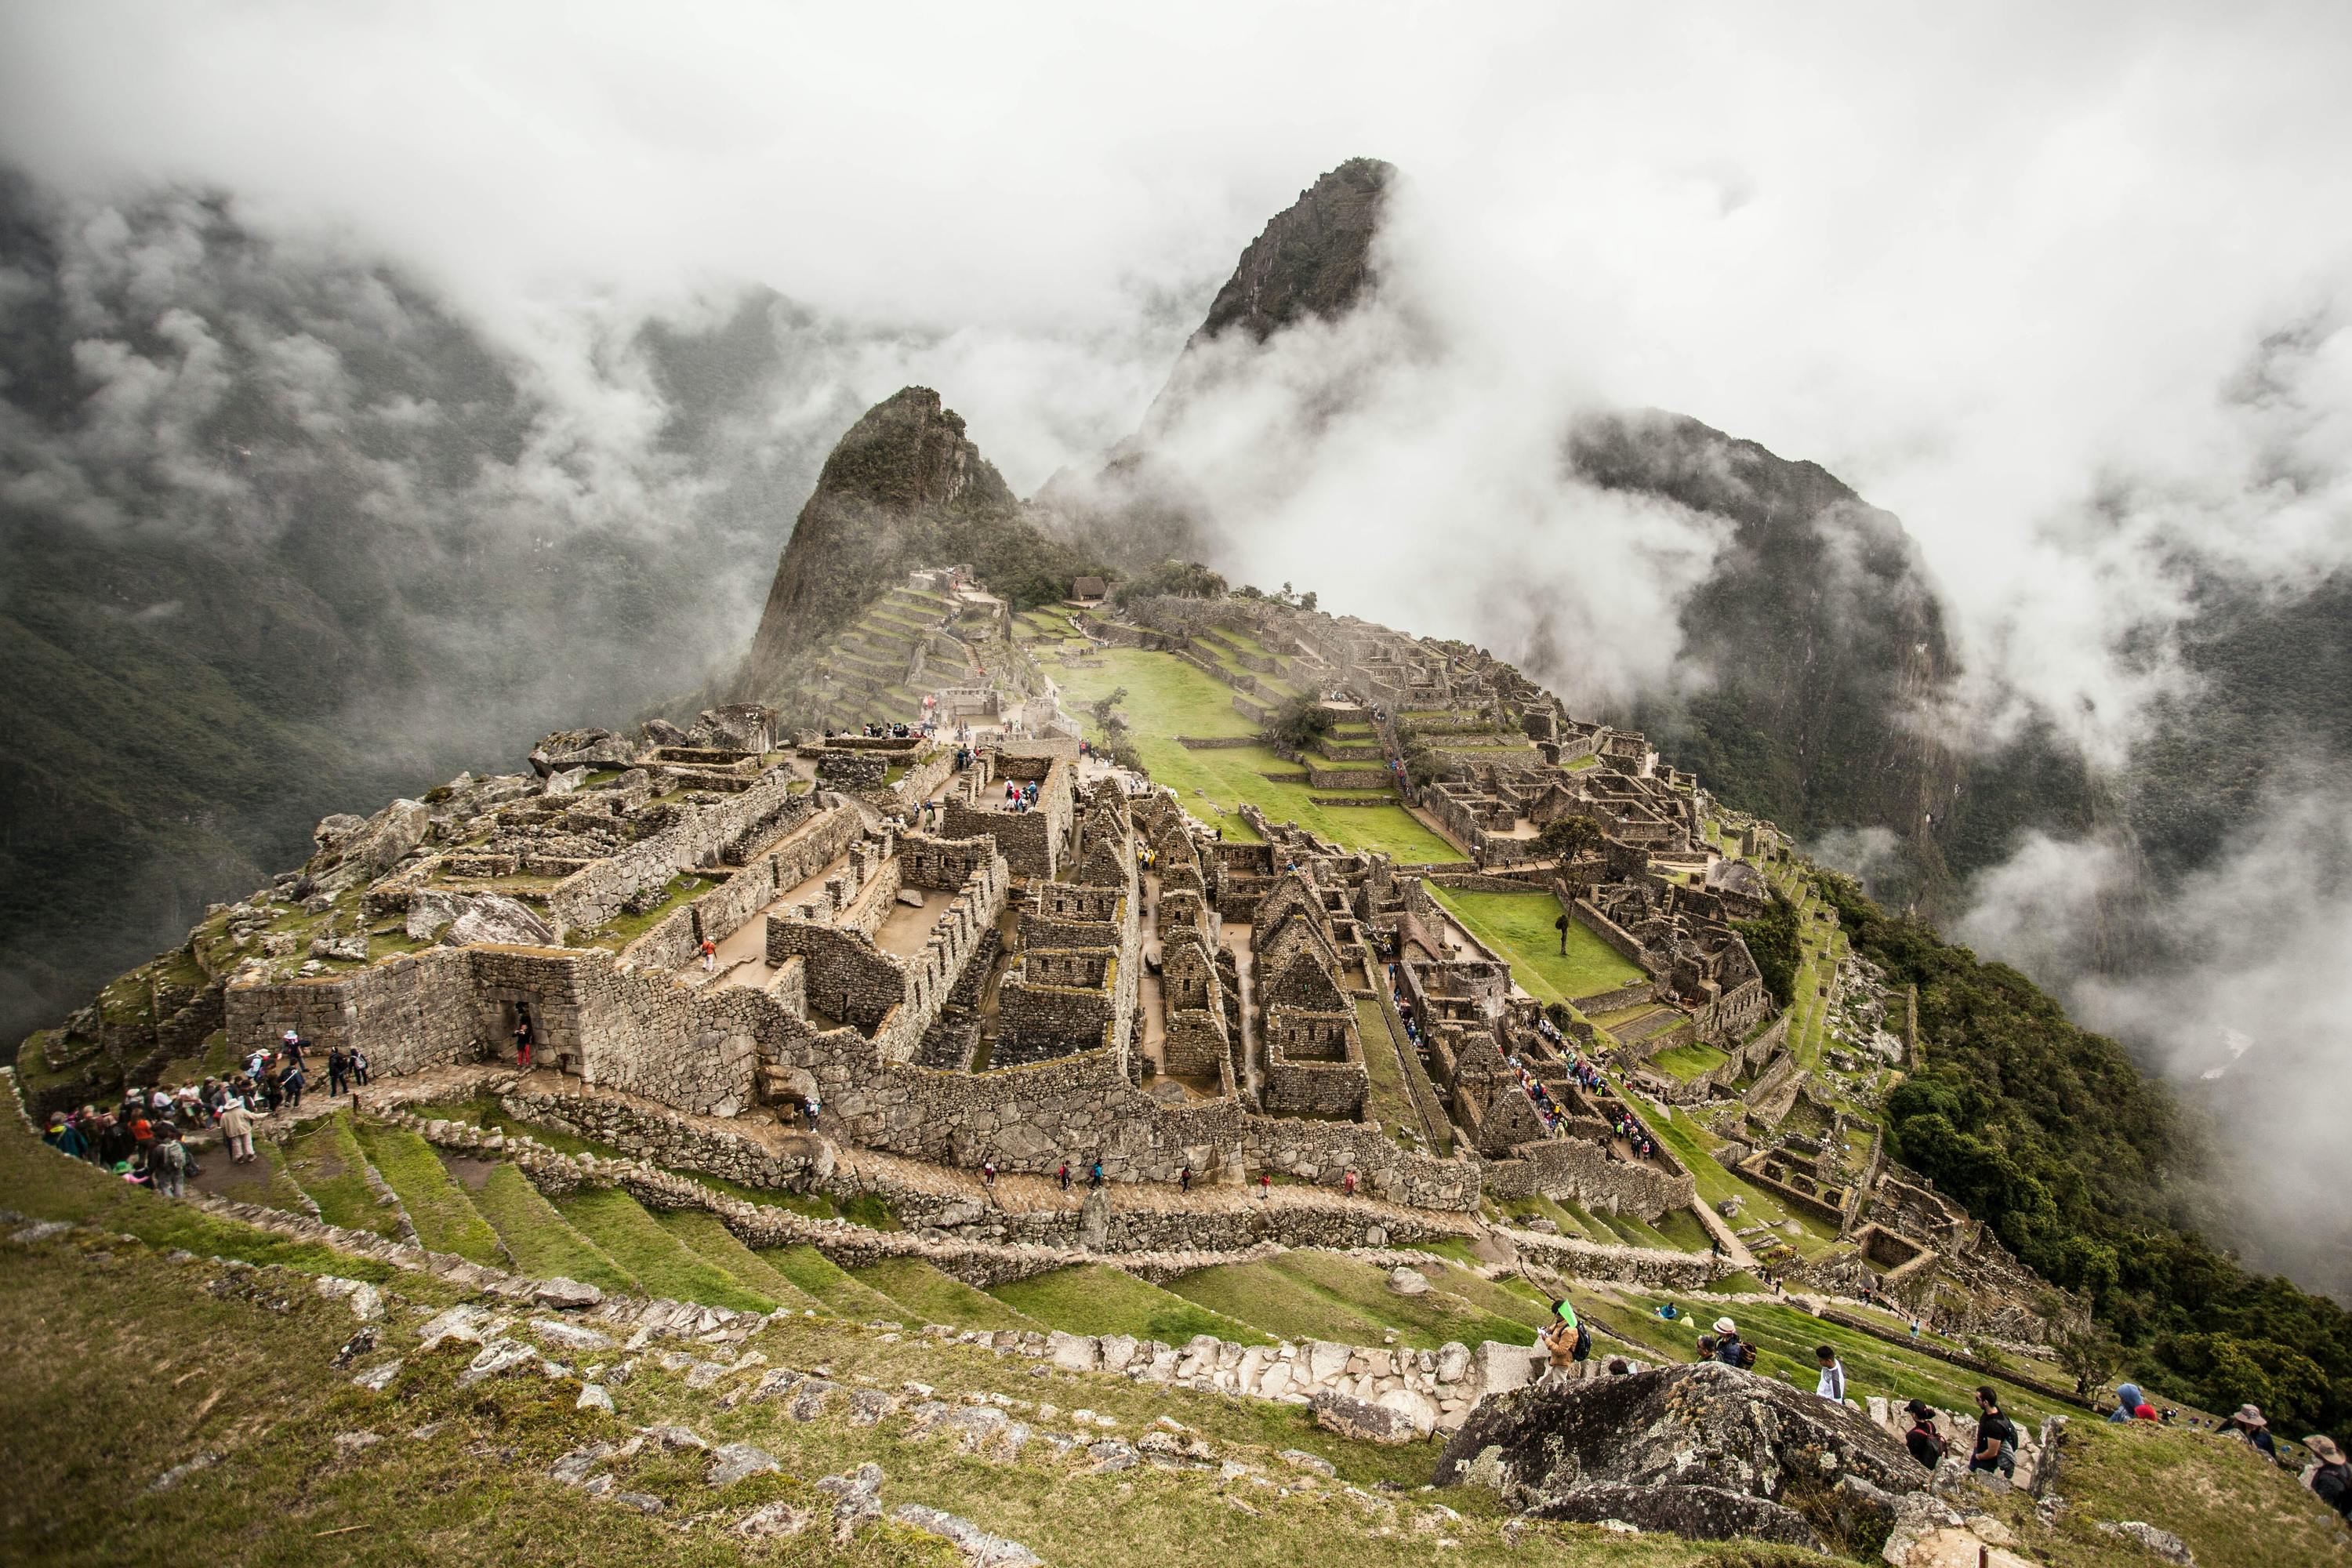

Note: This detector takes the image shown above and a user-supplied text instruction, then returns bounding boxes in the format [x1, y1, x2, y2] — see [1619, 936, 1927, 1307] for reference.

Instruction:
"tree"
[1538, 814, 1606, 862]
[1087, 686, 1128, 731]
[1735, 886, 1802, 1007]
[1267, 695, 1334, 751]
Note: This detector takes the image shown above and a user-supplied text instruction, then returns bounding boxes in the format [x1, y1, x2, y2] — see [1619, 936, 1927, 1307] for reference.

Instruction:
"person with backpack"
[2220, 1405, 2278, 1460]
[1904, 1400, 1947, 1470]
[326, 1047, 349, 1098]
[1815, 1345, 1848, 1403]
[154, 1131, 188, 1198]
[2303, 1435, 2351, 1520]
[1711, 1317, 1755, 1369]
[1970, 1386, 2018, 1478]
[217, 1099, 256, 1165]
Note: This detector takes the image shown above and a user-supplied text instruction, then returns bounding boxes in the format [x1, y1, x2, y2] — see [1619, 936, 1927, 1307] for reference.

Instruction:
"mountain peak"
[1192, 157, 1393, 347]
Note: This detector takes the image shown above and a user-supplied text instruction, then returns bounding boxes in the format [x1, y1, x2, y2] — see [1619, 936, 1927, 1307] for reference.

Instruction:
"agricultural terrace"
[1038, 643, 1457, 863]
[1425, 886, 1645, 1004]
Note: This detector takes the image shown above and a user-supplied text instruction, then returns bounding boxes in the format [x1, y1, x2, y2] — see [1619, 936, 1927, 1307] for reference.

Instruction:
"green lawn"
[466, 1163, 639, 1296]
[1043, 647, 1458, 862]
[1164, 1251, 1540, 1351]
[1648, 1042, 1731, 1081]
[1426, 886, 1645, 1004]
[650, 1208, 829, 1312]
[551, 1187, 774, 1312]
[849, 1258, 1040, 1331]
[758, 1244, 908, 1319]
[278, 1112, 402, 1236]
[350, 1123, 505, 1266]
[986, 1263, 1273, 1345]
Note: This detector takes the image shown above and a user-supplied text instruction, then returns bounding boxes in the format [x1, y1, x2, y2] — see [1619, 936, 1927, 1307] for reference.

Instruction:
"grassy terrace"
[1353, 996, 1431, 1149]
[1425, 886, 1645, 1004]
[1036, 644, 1458, 861]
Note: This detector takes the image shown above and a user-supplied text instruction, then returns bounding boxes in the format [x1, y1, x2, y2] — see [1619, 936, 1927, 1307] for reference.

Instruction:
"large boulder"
[441, 894, 558, 949]
[1311, 1390, 1420, 1444]
[1434, 1360, 1928, 1548]
[354, 799, 432, 873]
[529, 728, 636, 777]
[687, 703, 780, 754]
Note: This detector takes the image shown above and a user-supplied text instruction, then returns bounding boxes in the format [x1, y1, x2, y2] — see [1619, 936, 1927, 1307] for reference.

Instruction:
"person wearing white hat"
[1711, 1317, 1751, 1367]
[2220, 1403, 2278, 1460]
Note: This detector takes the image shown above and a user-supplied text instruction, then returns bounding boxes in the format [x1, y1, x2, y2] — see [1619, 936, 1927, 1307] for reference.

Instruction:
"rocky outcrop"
[1433, 1361, 1928, 1547]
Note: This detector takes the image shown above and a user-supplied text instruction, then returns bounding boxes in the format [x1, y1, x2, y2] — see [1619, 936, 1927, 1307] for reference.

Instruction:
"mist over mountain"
[0, 172, 868, 1044]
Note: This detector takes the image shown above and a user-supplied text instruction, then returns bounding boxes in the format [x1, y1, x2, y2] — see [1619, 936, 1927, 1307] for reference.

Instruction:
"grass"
[1649, 1042, 1732, 1081]
[1353, 996, 1428, 1147]
[1167, 1251, 1541, 1351]
[1040, 646, 1458, 861]
[985, 1264, 1274, 1345]
[566, 873, 720, 953]
[350, 1123, 506, 1265]
[851, 1258, 1041, 1332]
[205, 1138, 319, 1216]
[1426, 886, 1646, 1004]
[649, 1208, 829, 1313]
[465, 1163, 640, 1297]
[278, 1112, 403, 1236]
[760, 1244, 909, 1320]
[550, 1186, 775, 1313]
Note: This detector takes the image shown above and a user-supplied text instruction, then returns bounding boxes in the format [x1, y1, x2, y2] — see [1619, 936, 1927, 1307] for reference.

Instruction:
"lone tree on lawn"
[1268, 695, 1335, 752]
[1539, 813, 1606, 865]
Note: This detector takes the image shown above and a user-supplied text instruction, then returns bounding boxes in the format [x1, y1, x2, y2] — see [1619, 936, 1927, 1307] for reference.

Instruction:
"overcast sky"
[9, 0, 2350, 748]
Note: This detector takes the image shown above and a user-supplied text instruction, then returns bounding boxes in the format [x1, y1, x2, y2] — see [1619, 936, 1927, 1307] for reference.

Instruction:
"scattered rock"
[1312, 1391, 1419, 1445]
[332, 1431, 383, 1458]
[576, 1383, 615, 1414]
[459, 1340, 555, 1387]
[816, 1462, 885, 1539]
[530, 1318, 615, 1354]
[351, 1359, 405, 1392]
[889, 1503, 1044, 1567]
[1388, 1267, 1431, 1297]
[639, 1424, 709, 1452]
[733, 1501, 813, 1538]
[150, 1453, 219, 1492]
[610, 1491, 666, 1515]
[332, 1326, 379, 1368]
[2099, 1522, 2196, 1566]
[1279, 1449, 1338, 1478]
[707, 1443, 782, 1488]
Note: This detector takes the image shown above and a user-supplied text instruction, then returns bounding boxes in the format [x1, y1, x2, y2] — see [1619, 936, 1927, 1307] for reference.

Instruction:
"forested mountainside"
[0, 172, 849, 1046]
[1823, 871, 2351, 1428]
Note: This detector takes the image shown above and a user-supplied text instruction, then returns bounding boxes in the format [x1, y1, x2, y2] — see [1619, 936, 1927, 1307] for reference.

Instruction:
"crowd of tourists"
[38, 1029, 363, 1197]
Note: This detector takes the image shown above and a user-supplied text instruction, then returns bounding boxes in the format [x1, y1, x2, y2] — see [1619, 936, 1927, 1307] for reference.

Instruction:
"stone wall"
[544, 769, 807, 935]
[1483, 1134, 1697, 1222]
[1261, 1009, 1368, 1120]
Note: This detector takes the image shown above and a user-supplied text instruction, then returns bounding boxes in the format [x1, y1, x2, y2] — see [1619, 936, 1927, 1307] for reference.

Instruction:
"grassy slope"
[1165, 1251, 1541, 1352]
[278, 1113, 405, 1236]
[1035, 644, 1458, 861]
[551, 1187, 775, 1314]
[760, 1244, 910, 1319]
[986, 1263, 1274, 1345]
[649, 1207, 829, 1313]
[467, 1163, 640, 1297]
[851, 1258, 1042, 1332]
[1427, 887, 1644, 1004]
[0, 1229, 1785, 1568]
[350, 1122, 505, 1266]
[203, 1137, 318, 1217]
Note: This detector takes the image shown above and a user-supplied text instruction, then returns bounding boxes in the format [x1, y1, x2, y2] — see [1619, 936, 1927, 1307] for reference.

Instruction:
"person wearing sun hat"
[2220, 1403, 2278, 1460]
[2303, 1434, 2350, 1518]
[1711, 1316, 1751, 1367]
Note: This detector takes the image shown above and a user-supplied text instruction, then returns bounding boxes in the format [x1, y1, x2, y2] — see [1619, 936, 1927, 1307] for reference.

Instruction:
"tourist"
[1904, 1400, 1946, 1470]
[1969, 1387, 2018, 1478]
[280, 1057, 306, 1112]
[326, 1047, 349, 1098]
[1179, 1165, 1192, 1192]
[2220, 1405, 2278, 1460]
[804, 1092, 821, 1125]
[1711, 1317, 1751, 1367]
[1657, 1301, 1681, 1323]
[1538, 1314, 1581, 1386]
[1090, 1160, 1104, 1189]
[2108, 1383, 2158, 1423]
[701, 936, 717, 974]
[514, 1014, 534, 1070]
[350, 1049, 371, 1087]
[1058, 1160, 1071, 1190]
[2304, 1435, 2352, 1519]
[280, 1029, 307, 1069]
[1258, 1172, 1271, 1200]
[1908, 1317, 1922, 1341]
[1814, 1345, 1847, 1404]
[1605, 1357, 1632, 1376]
[42, 1115, 86, 1160]
[1342, 1170, 1356, 1197]
[154, 1129, 188, 1199]
[982, 1160, 997, 1187]
[217, 1098, 257, 1164]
